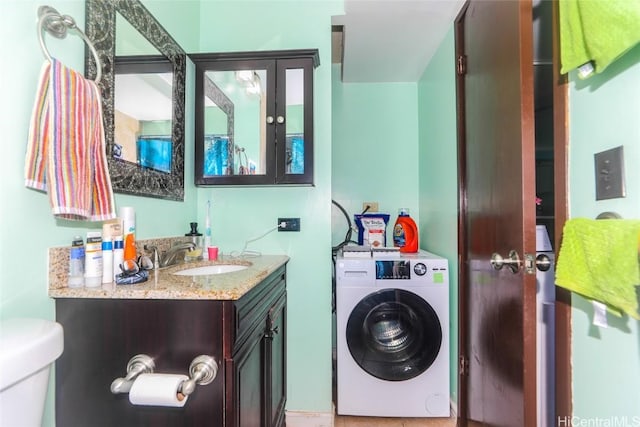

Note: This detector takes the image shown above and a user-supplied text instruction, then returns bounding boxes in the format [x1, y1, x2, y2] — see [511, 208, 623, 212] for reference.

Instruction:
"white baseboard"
[285, 410, 334, 427]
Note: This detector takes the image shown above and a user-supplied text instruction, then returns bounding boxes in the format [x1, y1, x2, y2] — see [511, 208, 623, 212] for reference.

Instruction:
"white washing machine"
[335, 249, 450, 417]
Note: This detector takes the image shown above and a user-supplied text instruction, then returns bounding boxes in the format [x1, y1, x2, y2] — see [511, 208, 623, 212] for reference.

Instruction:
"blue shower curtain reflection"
[287, 135, 304, 174]
[137, 137, 172, 173]
[204, 135, 229, 176]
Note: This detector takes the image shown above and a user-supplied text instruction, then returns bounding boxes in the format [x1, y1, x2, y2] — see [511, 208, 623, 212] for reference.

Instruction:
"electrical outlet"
[278, 217, 300, 232]
[362, 202, 379, 212]
[594, 146, 626, 200]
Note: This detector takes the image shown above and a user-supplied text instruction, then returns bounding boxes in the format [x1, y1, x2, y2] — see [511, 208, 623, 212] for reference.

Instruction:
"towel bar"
[596, 211, 622, 219]
[37, 5, 102, 84]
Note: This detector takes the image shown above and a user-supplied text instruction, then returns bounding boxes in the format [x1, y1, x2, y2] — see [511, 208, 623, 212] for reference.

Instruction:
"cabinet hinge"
[457, 55, 467, 75]
[459, 355, 469, 376]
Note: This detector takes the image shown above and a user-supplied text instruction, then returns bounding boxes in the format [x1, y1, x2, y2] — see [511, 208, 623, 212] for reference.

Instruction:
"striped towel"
[25, 59, 115, 221]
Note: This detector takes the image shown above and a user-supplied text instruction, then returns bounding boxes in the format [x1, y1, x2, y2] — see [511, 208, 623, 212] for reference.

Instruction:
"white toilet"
[0, 318, 64, 427]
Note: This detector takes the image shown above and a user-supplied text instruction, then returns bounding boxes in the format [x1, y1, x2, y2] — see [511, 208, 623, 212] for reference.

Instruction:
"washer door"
[346, 288, 442, 381]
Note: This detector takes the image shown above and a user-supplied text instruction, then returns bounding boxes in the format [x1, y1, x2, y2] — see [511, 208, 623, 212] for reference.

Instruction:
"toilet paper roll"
[128, 373, 189, 407]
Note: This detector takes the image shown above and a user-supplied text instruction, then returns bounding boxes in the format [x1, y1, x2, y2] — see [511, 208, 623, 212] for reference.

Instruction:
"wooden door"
[456, 1, 537, 425]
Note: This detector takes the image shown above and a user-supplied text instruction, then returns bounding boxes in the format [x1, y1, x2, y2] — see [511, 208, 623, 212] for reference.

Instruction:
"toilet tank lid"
[0, 318, 63, 391]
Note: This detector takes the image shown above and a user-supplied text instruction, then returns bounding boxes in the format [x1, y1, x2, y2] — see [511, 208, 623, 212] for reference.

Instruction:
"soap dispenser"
[185, 222, 204, 261]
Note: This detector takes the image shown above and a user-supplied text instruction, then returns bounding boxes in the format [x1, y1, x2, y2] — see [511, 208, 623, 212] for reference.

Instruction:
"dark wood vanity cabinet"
[55, 266, 286, 427]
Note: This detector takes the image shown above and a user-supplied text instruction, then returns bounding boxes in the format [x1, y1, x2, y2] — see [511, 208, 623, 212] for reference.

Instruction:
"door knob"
[490, 250, 521, 274]
[535, 254, 551, 272]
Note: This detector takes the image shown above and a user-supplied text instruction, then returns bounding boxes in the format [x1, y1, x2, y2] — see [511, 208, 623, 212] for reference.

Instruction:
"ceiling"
[332, 0, 466, 83]
[332, 0, 554, 110]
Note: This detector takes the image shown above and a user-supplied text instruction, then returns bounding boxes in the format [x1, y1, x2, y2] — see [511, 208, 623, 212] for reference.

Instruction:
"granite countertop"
[48, 254, 289, 301]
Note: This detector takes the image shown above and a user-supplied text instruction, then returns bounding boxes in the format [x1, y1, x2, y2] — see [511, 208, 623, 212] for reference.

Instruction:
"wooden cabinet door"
[266, 292, 286, 427]
[224, 267, 287, 427]
[228, 323, 266, 427]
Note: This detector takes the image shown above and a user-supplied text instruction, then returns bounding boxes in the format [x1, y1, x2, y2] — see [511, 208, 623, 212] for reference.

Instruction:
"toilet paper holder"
[110, 354, 218, 396]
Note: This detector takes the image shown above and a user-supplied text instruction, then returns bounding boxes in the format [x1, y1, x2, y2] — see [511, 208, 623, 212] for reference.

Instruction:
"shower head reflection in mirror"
[85, 0, 186, 200]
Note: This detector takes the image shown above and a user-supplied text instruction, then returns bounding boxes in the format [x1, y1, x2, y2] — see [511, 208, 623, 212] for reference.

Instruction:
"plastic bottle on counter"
[112, 235, 124, 281]
[84, 231, 103, 287]
[68, 236, 85, 288]
[185, 222, 204, 261]
[118, 206, 137, 261]
[102, 237, 113, 284]
[393, 208, 418, 253]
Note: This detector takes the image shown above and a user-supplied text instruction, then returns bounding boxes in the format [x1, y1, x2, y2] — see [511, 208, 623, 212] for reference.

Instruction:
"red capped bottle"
[393, 208, 418, 253]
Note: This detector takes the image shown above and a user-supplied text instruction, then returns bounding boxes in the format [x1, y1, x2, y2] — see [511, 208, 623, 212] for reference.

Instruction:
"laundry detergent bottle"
[393, 208, 418, 253]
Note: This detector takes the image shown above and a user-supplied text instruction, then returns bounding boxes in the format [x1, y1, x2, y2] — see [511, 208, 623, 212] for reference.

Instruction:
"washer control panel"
[337, 250, 448, 286]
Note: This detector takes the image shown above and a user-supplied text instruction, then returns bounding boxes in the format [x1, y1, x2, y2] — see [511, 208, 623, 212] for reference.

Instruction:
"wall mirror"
[190, 50, 318, 186]
[85, 0, 186, 200]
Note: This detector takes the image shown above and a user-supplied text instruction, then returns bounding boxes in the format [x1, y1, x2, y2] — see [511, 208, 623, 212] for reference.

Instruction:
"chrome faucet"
[144, 242, 196, 268]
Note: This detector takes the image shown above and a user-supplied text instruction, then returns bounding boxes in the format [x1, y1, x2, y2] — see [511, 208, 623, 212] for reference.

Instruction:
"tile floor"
[333, 415, 457, 427]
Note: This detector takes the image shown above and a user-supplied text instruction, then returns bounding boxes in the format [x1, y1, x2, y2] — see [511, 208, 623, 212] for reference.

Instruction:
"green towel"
[555, 218, 640, 319]
[559, 0, 640, 78]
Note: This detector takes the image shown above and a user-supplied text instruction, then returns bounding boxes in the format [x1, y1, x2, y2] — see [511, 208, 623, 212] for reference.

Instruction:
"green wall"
[195, 0, 342, 414]
[567, 44, 640, 418]
[331, 67, 419, 224]
[0, 2, 199, 426]
[417, 27, 459, 405]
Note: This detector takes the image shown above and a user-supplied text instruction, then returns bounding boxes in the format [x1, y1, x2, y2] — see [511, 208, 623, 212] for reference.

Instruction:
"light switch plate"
[594, 146, 626, 200]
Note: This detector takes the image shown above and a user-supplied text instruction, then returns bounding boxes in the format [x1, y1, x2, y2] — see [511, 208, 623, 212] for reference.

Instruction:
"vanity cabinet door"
[266, 292, 286, 427]
[225, 267, 287, 427]
[228, 320, 267, 427]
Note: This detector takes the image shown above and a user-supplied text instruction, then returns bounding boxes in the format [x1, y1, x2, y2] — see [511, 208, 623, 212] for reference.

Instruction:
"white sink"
[173, 264, 249, 276]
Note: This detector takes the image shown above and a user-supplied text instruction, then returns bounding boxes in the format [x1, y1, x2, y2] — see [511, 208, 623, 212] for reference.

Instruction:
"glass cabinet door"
[275, 58, 314, 184]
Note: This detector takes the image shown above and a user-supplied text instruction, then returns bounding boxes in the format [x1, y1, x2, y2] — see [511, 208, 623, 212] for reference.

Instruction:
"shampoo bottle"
[393, 208, 418, 253]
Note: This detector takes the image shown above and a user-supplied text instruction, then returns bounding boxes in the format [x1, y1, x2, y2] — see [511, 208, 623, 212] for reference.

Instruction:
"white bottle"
[68, 236, 85, 288]
[84, 231, 103, 288]
[119, 207, 136, 243]
[102, 237, 113, 284]
[112, 235, 124, 281]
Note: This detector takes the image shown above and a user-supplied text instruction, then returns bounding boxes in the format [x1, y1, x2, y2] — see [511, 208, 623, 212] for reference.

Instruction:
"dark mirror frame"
[85, 0, 186, 201]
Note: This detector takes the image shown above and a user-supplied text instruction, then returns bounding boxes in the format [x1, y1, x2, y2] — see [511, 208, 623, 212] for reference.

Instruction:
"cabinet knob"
[276, 115, 285, 124]
[266, 116, 274, 124]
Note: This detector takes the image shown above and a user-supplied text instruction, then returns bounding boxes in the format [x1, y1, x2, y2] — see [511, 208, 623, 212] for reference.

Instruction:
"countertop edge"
[48, 255, 289, 301]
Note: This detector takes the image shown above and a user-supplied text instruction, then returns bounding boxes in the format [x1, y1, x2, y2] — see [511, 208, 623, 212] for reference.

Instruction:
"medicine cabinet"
[190, 50, 319, 186]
